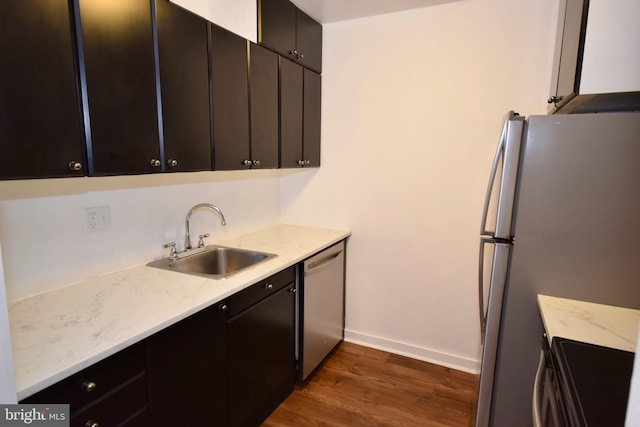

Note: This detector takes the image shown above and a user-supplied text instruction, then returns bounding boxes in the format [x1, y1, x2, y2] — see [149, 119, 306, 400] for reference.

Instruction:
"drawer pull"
[81, 381, 97, 392]
[264, 283, 273, 290]
[85, 421, 99, 427]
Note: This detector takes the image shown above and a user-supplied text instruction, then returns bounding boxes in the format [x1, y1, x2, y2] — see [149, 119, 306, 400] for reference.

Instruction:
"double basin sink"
[148, 245, 277, 279]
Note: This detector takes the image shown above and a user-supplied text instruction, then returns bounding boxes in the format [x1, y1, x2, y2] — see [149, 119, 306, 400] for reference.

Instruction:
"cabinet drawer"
[71, 373, 147, 427]
[226, 266, 295, 317]
[22, 342, 145, 410]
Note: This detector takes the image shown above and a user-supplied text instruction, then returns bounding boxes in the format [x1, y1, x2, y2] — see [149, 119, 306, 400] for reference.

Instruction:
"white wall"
[281, 0, 558, 371]
[0, 172, 281, 301]
[0, 244, 17, 403]
[170, 0, 257, 41]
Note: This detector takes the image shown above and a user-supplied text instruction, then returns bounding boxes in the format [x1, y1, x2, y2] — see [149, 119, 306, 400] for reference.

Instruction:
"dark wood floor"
[263, 342, 478, 426]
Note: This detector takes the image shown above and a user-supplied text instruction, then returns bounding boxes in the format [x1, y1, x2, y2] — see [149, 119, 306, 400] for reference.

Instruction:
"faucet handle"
[197, 234, 210, 249]
[163, 242, 178, 260]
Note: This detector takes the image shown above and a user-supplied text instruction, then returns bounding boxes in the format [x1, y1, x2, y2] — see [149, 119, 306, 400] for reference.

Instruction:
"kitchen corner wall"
[281, 0, 558, 372]
[0, 172, 281, 301]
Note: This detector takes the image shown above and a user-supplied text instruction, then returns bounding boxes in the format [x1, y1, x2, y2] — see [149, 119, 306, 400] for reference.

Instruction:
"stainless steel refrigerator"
[475, 111, 640, 427]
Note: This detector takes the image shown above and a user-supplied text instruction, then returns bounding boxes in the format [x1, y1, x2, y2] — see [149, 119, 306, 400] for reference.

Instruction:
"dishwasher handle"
[305, 245, 344, 274]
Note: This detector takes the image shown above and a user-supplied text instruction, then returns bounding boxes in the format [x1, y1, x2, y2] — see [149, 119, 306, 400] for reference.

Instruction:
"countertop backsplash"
[0, 174, 281, 302]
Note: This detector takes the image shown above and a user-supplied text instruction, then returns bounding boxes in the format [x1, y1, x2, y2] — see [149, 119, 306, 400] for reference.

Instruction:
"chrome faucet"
[184, 203, 227, 251]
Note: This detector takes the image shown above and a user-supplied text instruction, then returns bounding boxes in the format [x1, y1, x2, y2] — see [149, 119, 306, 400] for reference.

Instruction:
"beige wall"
[281, 0, 558, 371]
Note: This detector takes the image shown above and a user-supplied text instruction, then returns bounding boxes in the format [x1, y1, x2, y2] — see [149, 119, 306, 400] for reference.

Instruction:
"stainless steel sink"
[147, 245, 277, 279]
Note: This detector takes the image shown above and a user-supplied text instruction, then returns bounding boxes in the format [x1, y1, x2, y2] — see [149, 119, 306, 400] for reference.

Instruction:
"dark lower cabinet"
[146, 303, 227, 427]
[155, 0, 212, 172]
[22, 342, 148, 426]
[78, 0, 161, 175]
[226, 268, 296, 427]
[0, 0, 86, 179]
[21, 266, 299, 427]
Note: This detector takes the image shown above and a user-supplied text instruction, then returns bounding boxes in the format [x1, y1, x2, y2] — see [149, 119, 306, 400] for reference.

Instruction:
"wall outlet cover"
[85, 206, 112, 233]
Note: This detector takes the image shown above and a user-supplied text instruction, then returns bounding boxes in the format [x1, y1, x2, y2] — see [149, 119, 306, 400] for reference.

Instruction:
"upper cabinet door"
[249, 44, 279, 169]
[156, 0, 212, 172]
[0, 0, 86, 179]
[78, 0, 160, 175]
[258, 0, 322, 73]
[548, 0, 640, 113]
[303, 69, 321, 167]
[295, 9, 322, 73]
[279, 58, 303, 169]
[258, 0, 296, 59]
[548, 0, 586, 107]
[209, 23, 251, 170]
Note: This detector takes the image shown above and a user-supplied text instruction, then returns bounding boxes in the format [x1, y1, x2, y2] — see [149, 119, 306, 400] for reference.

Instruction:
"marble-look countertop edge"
[9, 223, 350, 400]
[537, 294, 640, 353]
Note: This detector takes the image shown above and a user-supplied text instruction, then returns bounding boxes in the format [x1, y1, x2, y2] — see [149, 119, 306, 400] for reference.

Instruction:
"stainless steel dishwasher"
[299, 241, 345, 380]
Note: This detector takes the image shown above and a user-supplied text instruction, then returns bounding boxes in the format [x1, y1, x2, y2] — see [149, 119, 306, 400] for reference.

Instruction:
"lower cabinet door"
[226, 285, 296, 427]
[146, 304, 227, 427]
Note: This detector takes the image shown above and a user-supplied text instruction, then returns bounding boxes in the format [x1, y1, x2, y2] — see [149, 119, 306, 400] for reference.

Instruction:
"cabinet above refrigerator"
[548, 0, 640, 113]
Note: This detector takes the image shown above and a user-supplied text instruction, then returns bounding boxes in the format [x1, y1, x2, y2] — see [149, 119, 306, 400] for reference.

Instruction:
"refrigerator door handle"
[480, 111, 525, 239]
[480, 122, 507, 237]
[478, 238, 489, 341]
[476, 240, 511, 427]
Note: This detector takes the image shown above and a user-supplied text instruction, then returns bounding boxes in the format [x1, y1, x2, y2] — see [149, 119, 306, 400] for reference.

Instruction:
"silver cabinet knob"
[297, 160, 305, 166]
[289, 287, 297, 293]
[81, 381, 97, 392]
[68, 161, 82, 171]
[289, 49, 298, 56]
[547, 95, 563, 104]
[264, 283, 273, 290]
[243, 159, 252, 166]
[219, 304, 228, 311]
[167, 159, 178, 167]
[253, 160, 261, 166]
[85, 421, 99, 427]
[150, 159, 161, 167]
[305, 160, 311, 165]
[298, 53, 304, 59]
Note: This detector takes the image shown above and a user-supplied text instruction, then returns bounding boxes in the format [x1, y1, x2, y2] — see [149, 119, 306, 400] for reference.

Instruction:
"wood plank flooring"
[263, 342, 478, 426]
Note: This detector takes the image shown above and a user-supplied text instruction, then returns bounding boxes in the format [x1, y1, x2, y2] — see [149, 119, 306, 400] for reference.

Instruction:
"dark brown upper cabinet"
[249, 44, 279, 169]
[0, 0, 86, 179]
[78, 0, 161, 175]
[209, 24, 251, 171]
[279, 58, 303, 169]
[258, 0, 322, 73]
[155, 0, 212, 172]
[303, 68, 321, 167]
[280, 58, 321, 169]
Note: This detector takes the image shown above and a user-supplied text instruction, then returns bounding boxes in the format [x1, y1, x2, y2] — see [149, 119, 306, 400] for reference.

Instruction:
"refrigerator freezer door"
[489, 112, 640, 427]
[480, 112, 526, 240]
[476, 240, 511, 427]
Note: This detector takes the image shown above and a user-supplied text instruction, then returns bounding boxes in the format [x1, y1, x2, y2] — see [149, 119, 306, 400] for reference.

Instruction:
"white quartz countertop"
[8, 224, 350, 400]
[537, 294, 640, 352]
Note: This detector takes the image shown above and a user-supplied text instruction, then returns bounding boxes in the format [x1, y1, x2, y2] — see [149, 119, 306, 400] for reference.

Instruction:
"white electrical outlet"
[85, 206, 112, 233]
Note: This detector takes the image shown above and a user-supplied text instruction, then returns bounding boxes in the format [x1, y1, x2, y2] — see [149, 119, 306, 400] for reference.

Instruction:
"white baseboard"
[344, 328, 480, 375]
